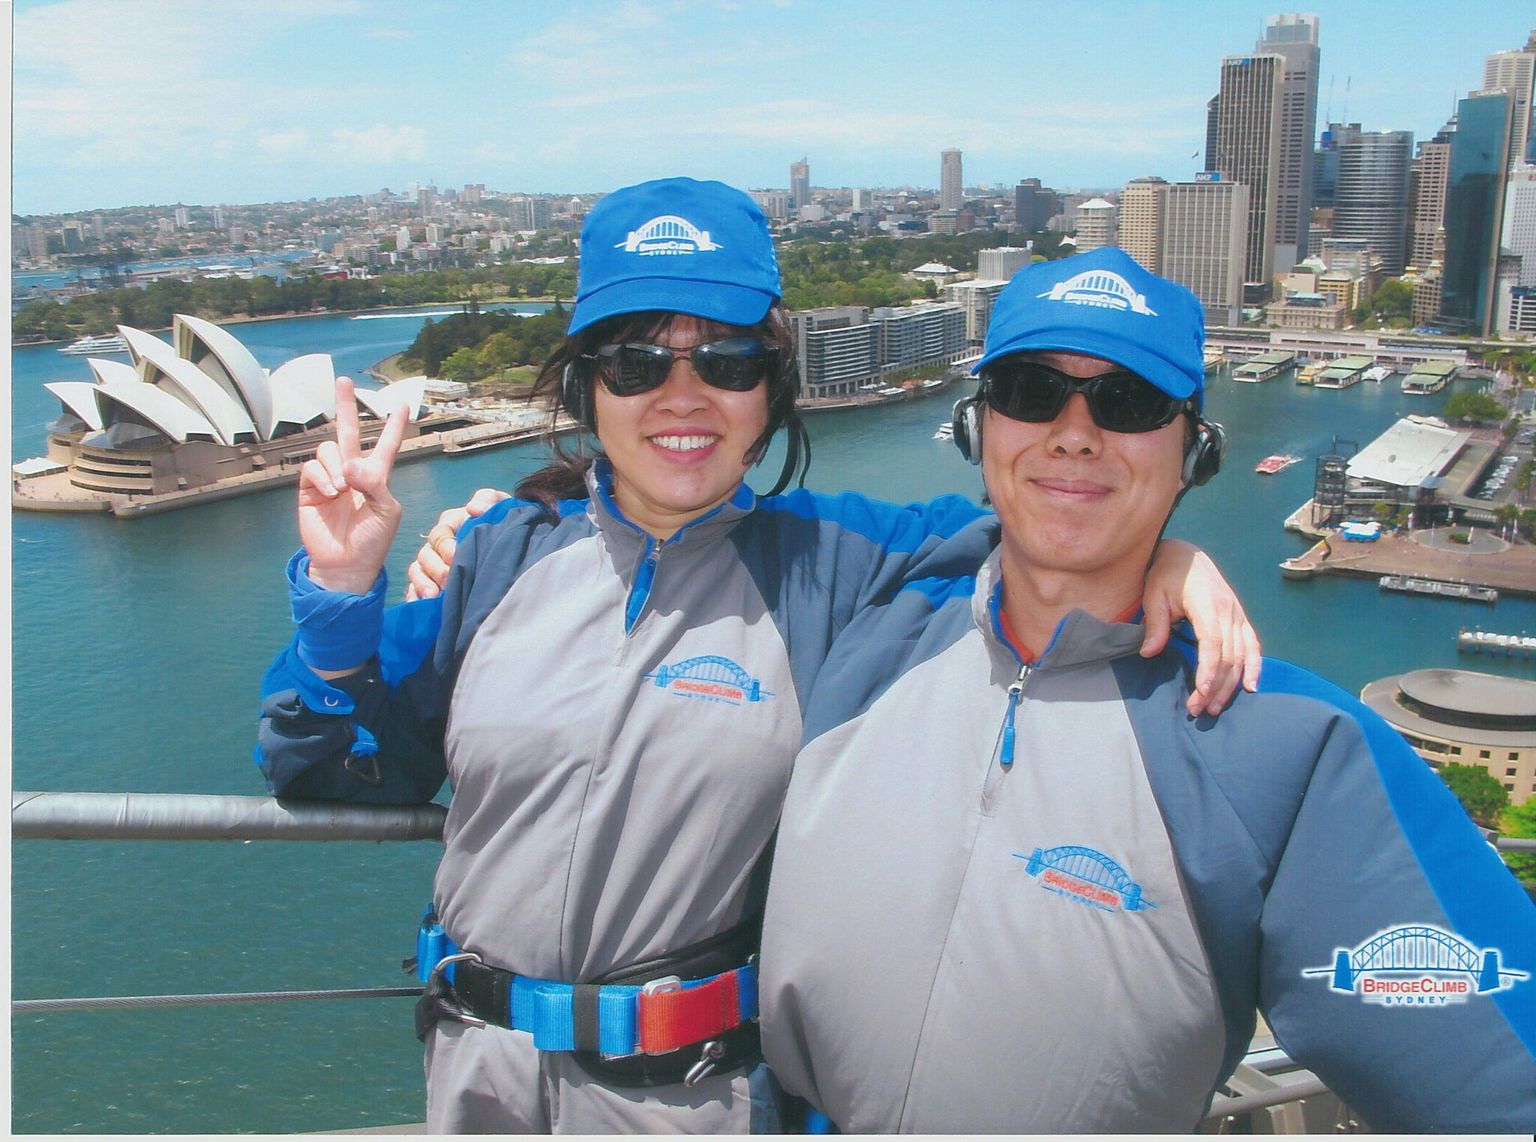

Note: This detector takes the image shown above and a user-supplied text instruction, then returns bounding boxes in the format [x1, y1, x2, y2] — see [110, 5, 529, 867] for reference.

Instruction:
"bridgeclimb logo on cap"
[616, 215, 722, 256]
[1040, 268, 1156, 316]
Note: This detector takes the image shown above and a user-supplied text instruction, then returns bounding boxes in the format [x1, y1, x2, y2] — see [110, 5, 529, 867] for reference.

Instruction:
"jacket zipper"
[996, 662, 1033, 769]
[624, 537, 664, 634]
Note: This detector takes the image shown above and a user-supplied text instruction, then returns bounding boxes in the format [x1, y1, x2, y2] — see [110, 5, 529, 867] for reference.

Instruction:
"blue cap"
[569, 177, 781, 335]
[975, 248, 1206, 405]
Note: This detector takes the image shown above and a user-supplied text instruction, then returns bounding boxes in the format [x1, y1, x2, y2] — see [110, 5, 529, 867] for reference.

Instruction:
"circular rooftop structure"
[1397, 668, 1536, 724]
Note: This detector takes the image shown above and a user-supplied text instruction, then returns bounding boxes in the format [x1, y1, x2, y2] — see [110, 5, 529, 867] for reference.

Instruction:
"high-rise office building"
[1160, 177, 1250, 326]
[940, 149, 963, 210]
[1503, 164, 1536, 287]
[1409, 122, 1454, 270]
[1257, 13, 1321, 274]
[1211, 53, 1284, 298]
[1484, 34, 1536, 169]
[790, 158, 810, 211]
[1332, 129, 1413, 275]
[1440, 90, 1514, 334]
[1119, 177, 1168, 272]
[1074, 198, 1117, 252]
[1014, 179, 1060, 232]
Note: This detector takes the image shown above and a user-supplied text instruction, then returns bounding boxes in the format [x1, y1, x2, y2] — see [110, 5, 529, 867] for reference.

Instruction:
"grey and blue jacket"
[760, 541, 1536, 1133]
[257, 461, 990, 983]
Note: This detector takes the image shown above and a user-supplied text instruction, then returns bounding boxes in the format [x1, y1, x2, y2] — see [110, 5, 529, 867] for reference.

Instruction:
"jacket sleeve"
[254, 551, 454, 804]
[1252, 663, 1536, 1131]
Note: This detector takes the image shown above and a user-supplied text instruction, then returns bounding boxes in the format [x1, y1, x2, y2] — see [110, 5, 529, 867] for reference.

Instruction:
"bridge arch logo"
[1302, 923, 1529, 1007]
[616, 215, 722, 256]
[1016, 844, 1157, 913]
[644, 654, 773, 706]
[1038, 269, 1155, 315]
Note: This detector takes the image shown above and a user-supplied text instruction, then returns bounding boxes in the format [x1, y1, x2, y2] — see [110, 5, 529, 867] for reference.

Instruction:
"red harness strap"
[637, 969, 744, 1054]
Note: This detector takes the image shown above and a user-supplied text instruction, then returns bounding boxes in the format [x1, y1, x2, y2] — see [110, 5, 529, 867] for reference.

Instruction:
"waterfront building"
[1341, 414, 1482, 525]
[976, 245, 1033, 282]
[941, 279, 1007, 344]
[1360, 669, 1536, 806]
[1504, 284, 1536, 334]
[16, 315, 463, 511]
[1118, 177, 1168, 273]
[790, 302, 967, 397]
[1440, 90, 1514, 335]
[872, 302, 966, 369]
[1211, 52, 1284, 300]
[1412, 265, 1445, 327]
[1483, 33, 1536, 169]
[940, 149, 963, 211]
[1333, 130, 1414, 276]
[1409, 127, 1454, 271]
[1073, 197, 1116, 252]
[790, 157, 811, 211]
[1257, 13, 1321, 273]
[1264, 291, 1347, 331]
[1159, 177, 1249, 325]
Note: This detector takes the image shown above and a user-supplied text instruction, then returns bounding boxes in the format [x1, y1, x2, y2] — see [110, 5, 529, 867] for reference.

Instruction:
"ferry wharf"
[1278, 520, 1536, 600]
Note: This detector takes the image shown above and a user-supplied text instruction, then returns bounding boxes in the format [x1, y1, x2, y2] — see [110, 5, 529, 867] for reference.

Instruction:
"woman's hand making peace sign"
[298, 376, 411, 595]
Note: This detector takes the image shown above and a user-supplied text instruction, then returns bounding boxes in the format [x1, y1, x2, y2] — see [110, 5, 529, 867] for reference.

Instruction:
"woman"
[257, 177, 1257, 1133]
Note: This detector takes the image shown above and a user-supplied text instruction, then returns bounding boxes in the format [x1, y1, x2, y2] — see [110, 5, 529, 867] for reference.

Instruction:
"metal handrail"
[11, 790, 447, 841]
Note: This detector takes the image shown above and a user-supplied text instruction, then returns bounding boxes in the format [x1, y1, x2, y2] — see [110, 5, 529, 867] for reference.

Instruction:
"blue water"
[13, 250, 315, 293]
[11, 320, 1535, 1133]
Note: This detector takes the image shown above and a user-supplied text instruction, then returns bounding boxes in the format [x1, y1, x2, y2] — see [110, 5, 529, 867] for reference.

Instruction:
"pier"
[1380, 576, 1497, 604]
[1458, 628, 1536, 658]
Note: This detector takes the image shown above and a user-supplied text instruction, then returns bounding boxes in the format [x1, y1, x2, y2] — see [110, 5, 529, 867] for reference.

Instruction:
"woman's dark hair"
[513, 304, 811, 513]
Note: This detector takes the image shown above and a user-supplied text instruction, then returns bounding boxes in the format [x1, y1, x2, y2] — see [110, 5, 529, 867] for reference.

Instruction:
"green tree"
[1439, 763, 1510, 826]
[1369, 278, 1413, 324]
[1443, 391, 1509, 423]
[1498, 800, 1536, 886]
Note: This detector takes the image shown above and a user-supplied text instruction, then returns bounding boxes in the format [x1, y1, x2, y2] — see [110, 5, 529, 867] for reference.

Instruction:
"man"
[758, 248, 1536, 1132]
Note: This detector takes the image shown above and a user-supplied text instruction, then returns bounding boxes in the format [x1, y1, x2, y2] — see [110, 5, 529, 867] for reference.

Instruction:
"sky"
[9, 0, 1535, 216]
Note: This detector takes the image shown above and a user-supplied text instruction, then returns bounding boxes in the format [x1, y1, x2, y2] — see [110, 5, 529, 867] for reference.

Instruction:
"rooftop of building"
[1346, 416, 1470, 489]
[1360, 668, 1536, 747]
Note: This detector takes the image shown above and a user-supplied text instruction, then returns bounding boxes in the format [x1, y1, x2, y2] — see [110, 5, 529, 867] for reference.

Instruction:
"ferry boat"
[1203, 348, 1225, 374]
[1254, 454, 1302, 474]
[933, 422, 954, 440]
[60, 333, 129, 355]
[1362, 365, 1392, 383]
[1295, 362, 1323, 386]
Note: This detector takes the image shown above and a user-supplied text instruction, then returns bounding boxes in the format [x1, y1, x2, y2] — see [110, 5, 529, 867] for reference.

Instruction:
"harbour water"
[10, 318, 1536, 1133]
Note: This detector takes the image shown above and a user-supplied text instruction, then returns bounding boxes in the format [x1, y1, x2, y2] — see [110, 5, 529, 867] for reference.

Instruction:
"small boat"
[60, 333, 129, 355]
[933, 422, 954, 440]
[1296, 363, 1322, 386]
[1362, 365, 1392, 383]
[1255, 454, 1302, 474]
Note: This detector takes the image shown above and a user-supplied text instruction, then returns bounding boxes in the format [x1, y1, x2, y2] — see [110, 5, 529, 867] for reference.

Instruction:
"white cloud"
[258, 129, 314, 159]
[329, 124, 429, 166]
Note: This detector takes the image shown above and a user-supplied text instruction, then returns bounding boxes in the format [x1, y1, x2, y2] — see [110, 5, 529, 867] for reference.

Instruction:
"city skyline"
[10, 0, 1533, 216]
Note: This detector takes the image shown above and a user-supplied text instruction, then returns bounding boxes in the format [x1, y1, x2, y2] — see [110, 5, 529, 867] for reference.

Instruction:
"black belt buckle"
[414, 952, 486, 1042]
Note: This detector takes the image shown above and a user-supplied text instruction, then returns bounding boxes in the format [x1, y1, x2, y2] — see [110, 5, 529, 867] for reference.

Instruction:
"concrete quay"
[1279, 525, 1536, 599]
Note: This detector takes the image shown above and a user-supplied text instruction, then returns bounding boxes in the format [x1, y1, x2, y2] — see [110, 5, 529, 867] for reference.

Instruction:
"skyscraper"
[1160, 177, 1250, 325]
[1257, 13, 1321, 275]
[1212, 53, 1284, 298]
[1503, 163, 1536, 287]
[1440, 90, 1514, 334]
[1013, 179, 1060, 232]
[940, 149, 963, 210]
[1333, 130, 1414, 275]
[1408, 122, 1454, 271]
[1118, 177, 1169, 273]
[1074, 198, 1117, 252]
[790, 158, 810, 211]
[1483, 34, 1536, 169]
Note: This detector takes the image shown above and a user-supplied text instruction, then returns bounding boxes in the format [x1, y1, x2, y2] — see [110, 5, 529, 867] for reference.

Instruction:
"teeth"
[652, 434, 718, 452]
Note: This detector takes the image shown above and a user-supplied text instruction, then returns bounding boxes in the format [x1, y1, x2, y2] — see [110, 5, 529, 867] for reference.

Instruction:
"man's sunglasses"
[979, 358, 1187, 434]
[587, 337, 778, 396]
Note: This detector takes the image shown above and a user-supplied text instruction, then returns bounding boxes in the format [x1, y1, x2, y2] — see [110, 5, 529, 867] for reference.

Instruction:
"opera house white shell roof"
[49, 315, 423, 449]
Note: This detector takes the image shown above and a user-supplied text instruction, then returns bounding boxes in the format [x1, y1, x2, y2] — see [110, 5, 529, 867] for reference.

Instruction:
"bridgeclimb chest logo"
[617, 215, 721, 256]
[1302, 924, 1529, 1007]
[644, 655, 773, 707]
[1015, 844, 1157, 913]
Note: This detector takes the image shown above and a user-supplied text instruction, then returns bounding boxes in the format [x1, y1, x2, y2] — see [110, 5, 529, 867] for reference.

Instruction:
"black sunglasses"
[980, 358, 1187, 434]
[587, 337, 777, 396]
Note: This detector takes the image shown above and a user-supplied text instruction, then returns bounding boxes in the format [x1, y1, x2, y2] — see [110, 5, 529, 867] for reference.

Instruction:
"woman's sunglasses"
[587, 337, 778, 396]
[980, 358, 1187, 434]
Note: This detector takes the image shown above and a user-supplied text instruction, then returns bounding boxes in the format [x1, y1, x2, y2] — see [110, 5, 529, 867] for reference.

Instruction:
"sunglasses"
[980, 358, 1187, 434]
[587, 337, 777, 396]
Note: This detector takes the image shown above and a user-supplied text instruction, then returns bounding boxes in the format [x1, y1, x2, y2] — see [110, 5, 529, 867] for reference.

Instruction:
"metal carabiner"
[683, 1039, 727, 1087]
[415, 951, 487, 1041]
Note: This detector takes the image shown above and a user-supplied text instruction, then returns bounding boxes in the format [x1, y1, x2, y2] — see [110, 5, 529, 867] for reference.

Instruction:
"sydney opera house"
[14, 314, 483, 516]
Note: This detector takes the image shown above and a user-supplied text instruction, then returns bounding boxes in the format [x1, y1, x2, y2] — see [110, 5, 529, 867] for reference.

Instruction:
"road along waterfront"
[10, 321, 1536, 1132]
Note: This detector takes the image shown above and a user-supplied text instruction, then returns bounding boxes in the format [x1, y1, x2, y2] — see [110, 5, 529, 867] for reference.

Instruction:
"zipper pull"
[999, 663, 1032, 769]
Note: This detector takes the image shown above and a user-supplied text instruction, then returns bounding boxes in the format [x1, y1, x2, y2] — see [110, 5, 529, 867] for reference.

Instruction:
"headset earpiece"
[1182, 417, 1226, 487]
[952, 394, 984, 465]
[561, 360, 594, 430]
